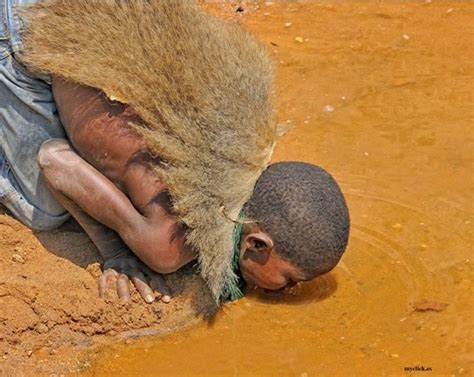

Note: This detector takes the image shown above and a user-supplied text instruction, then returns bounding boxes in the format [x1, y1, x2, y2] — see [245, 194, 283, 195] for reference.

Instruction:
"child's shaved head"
[245, 161, 350, 278]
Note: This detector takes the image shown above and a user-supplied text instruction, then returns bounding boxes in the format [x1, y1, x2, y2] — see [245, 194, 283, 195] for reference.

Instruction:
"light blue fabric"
[0, 0, 69, 231]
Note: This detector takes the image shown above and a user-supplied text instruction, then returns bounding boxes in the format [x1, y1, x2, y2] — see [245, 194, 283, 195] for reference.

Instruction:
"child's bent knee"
[37, 138, 72, 169]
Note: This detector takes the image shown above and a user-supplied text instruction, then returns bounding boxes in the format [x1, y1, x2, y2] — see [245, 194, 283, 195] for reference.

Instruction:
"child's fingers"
[150, 274, 171, 303]
[98, 268, 118, 298]
[130, 273, 155, 304]
[116, 273, 131, 301]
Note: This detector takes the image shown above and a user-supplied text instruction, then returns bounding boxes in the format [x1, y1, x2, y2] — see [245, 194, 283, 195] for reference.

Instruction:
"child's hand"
[99, 253, 171, 304]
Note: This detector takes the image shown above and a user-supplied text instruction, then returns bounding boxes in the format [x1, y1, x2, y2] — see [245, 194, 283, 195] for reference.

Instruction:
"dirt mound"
[0, 208, 216, 376]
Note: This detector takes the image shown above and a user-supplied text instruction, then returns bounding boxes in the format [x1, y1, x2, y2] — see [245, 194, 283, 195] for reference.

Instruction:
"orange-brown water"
[83, 2, 473, 376]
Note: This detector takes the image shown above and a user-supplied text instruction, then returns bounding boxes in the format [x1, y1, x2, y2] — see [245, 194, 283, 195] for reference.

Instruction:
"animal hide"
[20, 0, 276, 301]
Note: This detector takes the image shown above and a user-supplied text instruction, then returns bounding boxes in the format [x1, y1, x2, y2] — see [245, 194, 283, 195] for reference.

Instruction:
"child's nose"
[263, 281, 297, 296]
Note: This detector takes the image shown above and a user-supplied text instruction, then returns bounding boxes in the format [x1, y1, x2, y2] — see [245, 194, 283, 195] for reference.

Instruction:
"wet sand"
[83, 1, 474, 376]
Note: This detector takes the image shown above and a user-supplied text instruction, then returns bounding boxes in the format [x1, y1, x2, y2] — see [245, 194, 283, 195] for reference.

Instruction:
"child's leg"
[0, 0, 69, 230]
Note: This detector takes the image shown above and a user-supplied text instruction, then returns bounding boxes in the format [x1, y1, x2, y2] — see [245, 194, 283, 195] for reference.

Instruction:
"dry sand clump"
[0, 208, 216, 376]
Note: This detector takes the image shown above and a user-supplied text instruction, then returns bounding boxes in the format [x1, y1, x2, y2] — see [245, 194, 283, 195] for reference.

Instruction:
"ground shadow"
[34, 218, 102, 268]
[34, 213, 219, 318]
[164, 262, 219, 318]
[0, 199, 101, 268]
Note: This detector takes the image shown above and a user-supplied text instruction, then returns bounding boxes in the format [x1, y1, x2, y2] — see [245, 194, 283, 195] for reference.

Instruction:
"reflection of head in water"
[239, 161, 350, 293]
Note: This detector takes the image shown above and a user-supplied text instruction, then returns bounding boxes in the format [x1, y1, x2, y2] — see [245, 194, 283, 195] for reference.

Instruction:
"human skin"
[238, 222, 309, 294]
[37, 78, 308, 303]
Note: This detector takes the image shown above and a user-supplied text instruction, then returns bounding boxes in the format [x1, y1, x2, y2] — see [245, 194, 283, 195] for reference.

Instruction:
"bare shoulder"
[52, 77, 138, 139]
[51, 76, 168, 215]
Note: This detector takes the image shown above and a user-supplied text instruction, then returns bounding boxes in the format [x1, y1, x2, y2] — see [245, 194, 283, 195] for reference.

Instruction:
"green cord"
[221, 208, 246, 302]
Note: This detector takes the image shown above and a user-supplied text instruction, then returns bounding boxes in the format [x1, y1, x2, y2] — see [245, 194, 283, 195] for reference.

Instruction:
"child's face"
[239, 223, 309, 293]
[240, 251, 308, 293]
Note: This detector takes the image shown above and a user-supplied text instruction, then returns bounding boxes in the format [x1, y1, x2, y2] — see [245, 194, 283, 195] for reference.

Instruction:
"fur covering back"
[20, 0, 275, 301]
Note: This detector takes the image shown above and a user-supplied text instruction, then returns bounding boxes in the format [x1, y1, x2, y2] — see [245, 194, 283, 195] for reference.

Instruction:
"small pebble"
[419, 243, 427, 248]
[264, 1, 273, 5]
[403, 34, 410, 40]
[392, 223, 402, 230]
[284, 22, 292, 27]
[390, 353, 399, 358]
[263, 12, 270, 16]
[276, 124, 288, 137]
[447, 8, 454, 14]
[364, 152, 369, 156]
[11, 254, 25, 264]
[295, 36, 304, 43]
[27, 350, 33, 357]
[323, 104, 335, 113]
[399, 317, 407, 322]
[36, 323, 48, 334]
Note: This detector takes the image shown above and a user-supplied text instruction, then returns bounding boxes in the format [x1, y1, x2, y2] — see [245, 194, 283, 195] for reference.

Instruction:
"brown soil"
[0, 210, 216, 376]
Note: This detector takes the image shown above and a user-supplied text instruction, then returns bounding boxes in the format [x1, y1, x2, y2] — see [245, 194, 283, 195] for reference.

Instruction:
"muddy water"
[83, 2, 473, 376]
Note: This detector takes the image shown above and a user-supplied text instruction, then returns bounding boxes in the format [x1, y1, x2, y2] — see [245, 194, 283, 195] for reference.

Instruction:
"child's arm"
[51, 191, 170, 303]
[37, 139, 194, 301]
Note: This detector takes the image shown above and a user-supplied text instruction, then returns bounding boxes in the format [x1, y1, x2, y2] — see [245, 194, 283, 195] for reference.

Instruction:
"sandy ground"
[0, 208, 217, 376]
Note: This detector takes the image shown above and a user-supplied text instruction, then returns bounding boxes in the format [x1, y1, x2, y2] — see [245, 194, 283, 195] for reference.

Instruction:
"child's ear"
[242, 231, 274, 265]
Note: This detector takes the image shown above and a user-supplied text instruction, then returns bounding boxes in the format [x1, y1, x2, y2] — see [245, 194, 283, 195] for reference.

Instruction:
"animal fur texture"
[20, 0, 276, 301]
